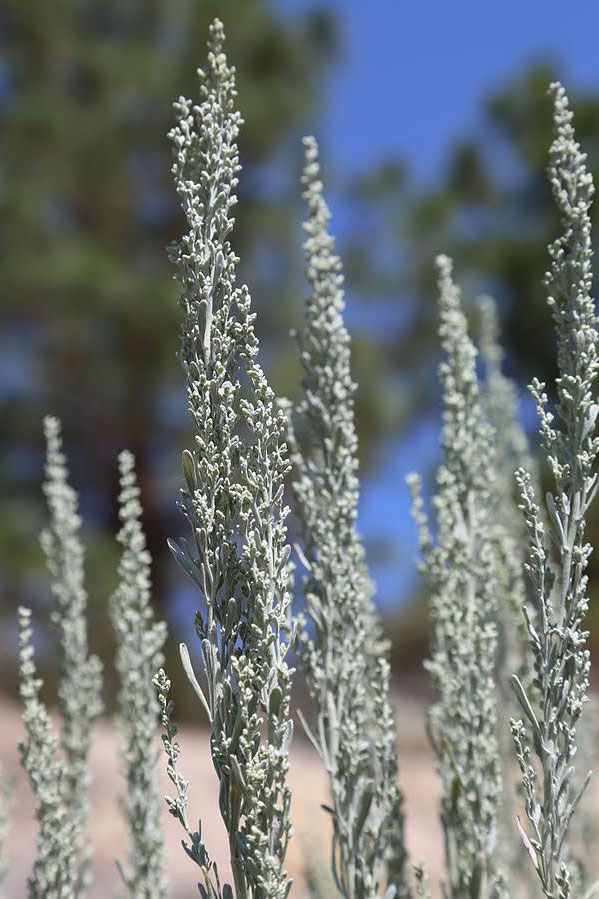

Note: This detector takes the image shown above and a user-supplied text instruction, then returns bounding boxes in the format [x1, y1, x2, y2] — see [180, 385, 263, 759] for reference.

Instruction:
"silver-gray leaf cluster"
[110, 450, 168, 898]
[478, 296, 535, 879]
[291, 135, 409, 899]
[18, 606, 78, 898]
[161, 18, 294, 899]
[510, 81, 599, 899]
[39, 416, 103, 893]
[408, 256, 505, 898]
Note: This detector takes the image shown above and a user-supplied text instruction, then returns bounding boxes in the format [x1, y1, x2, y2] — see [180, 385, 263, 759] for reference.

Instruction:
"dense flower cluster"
[160, 19, 294, 898]
[408, 256, 505, 898]
[39, 417, 103, 894]
[511, 82, 599, 899]
[291, 135, 409, 899]
[18, 606, 79, 897]
[110, 451, 168, 897]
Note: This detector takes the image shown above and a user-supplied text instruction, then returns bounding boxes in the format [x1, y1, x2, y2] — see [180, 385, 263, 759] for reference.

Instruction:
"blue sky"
[271, 0, 599, 610]
[275, 0, 599, 181]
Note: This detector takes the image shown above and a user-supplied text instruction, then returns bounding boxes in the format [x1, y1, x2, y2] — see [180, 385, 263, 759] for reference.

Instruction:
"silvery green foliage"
[163, 18, 294, 898]
[40, 416, 103, 893]
[478, 297, 535, 881]
[0, 764, 13, 892]
[110, 450, 168, 898]
[18, 606, 77, 898]
[408, 256, 505, 899]
[291, 135, 409, 899]
[478, 296, 533, 684]
[510, 82, 599, 899]
[478, 296, 533, 501]
[154, 668, 231, 899]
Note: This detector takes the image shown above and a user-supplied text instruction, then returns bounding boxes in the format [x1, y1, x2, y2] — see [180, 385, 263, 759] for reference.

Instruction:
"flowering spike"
[292, 135, 410, 898]
[162, 18, 294, 897]
[511, 81, 598, 897]
[40, 416, 102, 893]
[18, 606, 78, 897]
[111, 450, 168, 897]
[478, 295, 537, 880]
[408, 256, 505, 897]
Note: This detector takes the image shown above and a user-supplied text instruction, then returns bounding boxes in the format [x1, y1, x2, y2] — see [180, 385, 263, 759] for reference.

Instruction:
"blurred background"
[2, 0, 599, 700]
[4, 1, 599, 894]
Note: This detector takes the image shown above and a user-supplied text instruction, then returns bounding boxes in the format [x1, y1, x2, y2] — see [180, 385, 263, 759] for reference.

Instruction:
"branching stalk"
[408, 257, 505, 899]
[40, 416, 102, 894]
[111, 450, 168, 897]
[291, 135, 410, 899]
[511, 82, 599, 899]
[18, 607, 78, 898]
[159, 19, 295, 898]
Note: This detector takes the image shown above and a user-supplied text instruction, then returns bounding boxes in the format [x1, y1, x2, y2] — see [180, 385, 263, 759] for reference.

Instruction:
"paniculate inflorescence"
[39, 416, 102, 894]
[477, 295, 536, 879]
[157, 18, 295, 899]
[290, 135, 410, 899]
[510, 82, 599, 899]
[18, 606, 78, 898]
[408, 256, 505, 899]
[111, 450, 168, 898]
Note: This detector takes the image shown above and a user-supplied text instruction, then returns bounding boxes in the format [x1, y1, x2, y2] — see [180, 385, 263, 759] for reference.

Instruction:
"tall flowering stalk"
[477, 296, 535, 882]
[291, 136, 409, 899]
[110, 451, 168, 897]
[39, 416, 102, 893]
[408, 256, 505, 898]
[157, 19, 294, 898]
[510, 82, 599, 899]
[18, 606, 78, 897]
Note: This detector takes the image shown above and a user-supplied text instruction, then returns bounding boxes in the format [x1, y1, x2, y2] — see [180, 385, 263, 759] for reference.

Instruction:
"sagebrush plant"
[290, 135, 409, 899]
[18, 606, 79, 897]
[510, 82, 599, 899]
[478, 295, 535, 695]
[39, 415, 103, 893]
[110, 450, 168, 897]
[155, 18, 294, 898]
[408, 256, 506, 898]
[478, 295, 535, 878]
[478, 292, 534, 669]
[9, 19, 599, 899]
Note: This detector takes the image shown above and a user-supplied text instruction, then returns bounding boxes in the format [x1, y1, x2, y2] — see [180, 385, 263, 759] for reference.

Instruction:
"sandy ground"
[0, 692, 443, 897]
